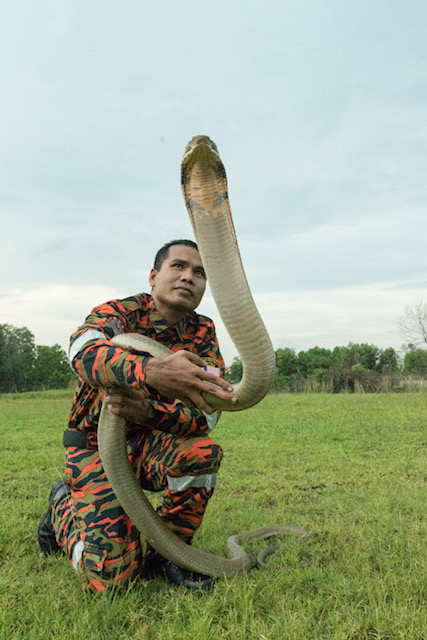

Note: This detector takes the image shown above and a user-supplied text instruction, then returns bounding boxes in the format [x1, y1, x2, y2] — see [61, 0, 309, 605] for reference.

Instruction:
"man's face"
[149, 245, 207, 318]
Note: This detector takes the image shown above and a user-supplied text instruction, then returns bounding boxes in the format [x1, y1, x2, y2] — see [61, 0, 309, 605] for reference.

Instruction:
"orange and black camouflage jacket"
[67, 293, 224, 446]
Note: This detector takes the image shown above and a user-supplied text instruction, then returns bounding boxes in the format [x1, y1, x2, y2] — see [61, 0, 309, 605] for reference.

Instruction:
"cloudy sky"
[1, 1, 426, 364]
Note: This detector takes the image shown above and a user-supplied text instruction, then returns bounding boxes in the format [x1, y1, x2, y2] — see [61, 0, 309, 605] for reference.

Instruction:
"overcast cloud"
[1, 1, 426, 363]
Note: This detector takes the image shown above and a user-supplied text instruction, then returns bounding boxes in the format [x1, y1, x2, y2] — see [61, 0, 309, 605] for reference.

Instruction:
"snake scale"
[97, 136, 312, 577]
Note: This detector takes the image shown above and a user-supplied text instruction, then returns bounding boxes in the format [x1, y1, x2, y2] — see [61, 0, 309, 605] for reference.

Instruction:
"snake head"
[181, 135, 221, 179]
[181, 136, 226, 196]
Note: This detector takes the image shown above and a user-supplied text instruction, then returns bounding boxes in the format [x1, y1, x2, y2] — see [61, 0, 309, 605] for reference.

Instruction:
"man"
[38, 239, 236, 593]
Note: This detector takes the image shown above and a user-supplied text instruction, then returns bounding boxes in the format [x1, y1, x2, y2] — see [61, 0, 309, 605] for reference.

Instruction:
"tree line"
[228, 343, 427, 393]
[2, 320, 427, 395]
[0, 324, 75, 393]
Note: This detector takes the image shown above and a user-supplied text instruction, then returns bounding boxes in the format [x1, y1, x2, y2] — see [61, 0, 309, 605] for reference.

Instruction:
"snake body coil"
[97, 136, 311, 576]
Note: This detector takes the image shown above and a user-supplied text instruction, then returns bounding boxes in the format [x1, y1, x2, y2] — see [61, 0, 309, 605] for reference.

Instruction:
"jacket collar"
[147, 295, 199, 340]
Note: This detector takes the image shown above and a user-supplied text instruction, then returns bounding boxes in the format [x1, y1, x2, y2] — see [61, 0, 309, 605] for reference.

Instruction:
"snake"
[97, 136, 312, 577]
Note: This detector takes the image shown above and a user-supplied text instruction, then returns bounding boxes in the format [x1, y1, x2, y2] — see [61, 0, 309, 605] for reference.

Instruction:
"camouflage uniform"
[51, 293, 224, 592]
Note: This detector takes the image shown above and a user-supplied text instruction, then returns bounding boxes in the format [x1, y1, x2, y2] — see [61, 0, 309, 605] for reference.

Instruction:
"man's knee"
[178, 436, 223, 474]
[163, 437, 223, 493]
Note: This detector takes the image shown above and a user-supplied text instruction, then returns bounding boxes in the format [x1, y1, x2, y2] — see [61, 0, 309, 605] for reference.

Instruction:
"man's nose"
[180, 269, 194, 282]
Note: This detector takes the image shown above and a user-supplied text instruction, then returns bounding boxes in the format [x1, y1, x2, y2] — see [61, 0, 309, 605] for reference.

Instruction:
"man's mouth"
[174, 286, 193, 296]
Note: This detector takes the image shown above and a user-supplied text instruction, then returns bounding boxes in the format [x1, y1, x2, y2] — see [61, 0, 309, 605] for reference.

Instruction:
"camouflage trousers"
[51, 428, 223, 593]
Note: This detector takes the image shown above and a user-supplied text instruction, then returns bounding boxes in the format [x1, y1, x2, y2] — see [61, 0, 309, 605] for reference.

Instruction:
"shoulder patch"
[106, 316, 125, 336]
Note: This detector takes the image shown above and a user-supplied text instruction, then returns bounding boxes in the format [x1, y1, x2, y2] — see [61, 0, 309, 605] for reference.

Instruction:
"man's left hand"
[104, 388, 151, 425]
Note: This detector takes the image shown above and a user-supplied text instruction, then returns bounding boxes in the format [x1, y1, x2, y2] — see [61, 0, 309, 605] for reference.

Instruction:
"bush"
[404, 348, 427, 377]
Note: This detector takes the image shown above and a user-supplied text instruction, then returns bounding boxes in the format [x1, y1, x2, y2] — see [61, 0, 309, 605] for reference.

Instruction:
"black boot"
[38, 479, 71, 555]
[144, 548, 214, 592]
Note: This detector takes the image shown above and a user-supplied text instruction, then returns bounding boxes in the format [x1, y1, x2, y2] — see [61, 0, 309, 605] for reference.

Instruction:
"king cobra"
[97, 136, 312, 577]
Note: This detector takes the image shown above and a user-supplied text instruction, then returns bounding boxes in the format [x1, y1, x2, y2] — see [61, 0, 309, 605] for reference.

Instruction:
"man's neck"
[151, 295, 187, 326]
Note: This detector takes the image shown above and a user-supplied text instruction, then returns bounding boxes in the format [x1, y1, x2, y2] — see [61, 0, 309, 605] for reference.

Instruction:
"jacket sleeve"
[69, 299, 151, 390]
[143, 400, 212, 437]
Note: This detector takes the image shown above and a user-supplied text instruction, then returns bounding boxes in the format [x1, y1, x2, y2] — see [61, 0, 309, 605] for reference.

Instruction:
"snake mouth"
[181, 135, 221, 179]
[184, 135, 219, 157]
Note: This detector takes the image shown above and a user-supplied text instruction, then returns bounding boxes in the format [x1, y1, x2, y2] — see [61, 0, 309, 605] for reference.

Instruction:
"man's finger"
[108, 404, 124, 415]
[105, 394, 125, 405]
[186, 392, 215, 414]
[107, 388, 147, 400]
[199, 371, 233, 392]
[202, 385, 237, 405]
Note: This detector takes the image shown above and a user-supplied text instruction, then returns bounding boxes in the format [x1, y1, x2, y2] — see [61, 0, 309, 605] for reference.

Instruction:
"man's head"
[149, 239, 207, 325]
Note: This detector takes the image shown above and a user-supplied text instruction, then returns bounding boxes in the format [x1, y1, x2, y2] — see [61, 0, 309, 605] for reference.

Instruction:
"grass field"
[0, 390, 425, 640]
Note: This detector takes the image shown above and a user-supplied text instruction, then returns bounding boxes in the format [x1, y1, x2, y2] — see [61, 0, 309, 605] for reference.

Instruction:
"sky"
[1, 1, 426, 365]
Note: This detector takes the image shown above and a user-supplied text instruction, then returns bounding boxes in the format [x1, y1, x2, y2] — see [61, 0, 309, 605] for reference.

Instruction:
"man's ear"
[149, 268, 157, 288]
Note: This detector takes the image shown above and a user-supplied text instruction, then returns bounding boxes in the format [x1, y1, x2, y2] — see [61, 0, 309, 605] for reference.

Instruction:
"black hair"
[153, 239, 199, 271]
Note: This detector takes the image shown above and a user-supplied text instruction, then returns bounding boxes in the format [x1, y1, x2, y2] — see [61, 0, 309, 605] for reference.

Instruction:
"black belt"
[63, 430, 95, 449]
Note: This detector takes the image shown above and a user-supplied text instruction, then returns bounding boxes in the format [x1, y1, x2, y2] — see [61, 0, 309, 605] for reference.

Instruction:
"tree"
[32, 344, 74, 390]
[229, 357, 243, 383]
[0, 325, 74, 393]
[0, 324, 37, 392]
[275, 347, 298, 378]
[330, 343, 380, 370]
[325, 343, 381, 392]
[404, 348, 427, 377]
[273, 347, 300, 391]
[297, 347, 333, 378]
[399, 300, 427, 347]
[377, 347, 399, 373]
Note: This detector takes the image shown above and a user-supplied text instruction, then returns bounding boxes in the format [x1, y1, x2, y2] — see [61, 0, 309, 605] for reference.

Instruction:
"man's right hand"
[145, 350, 236, 414]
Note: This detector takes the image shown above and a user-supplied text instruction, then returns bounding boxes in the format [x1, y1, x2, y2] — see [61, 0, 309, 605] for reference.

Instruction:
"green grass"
[0, 391, 425, 640]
